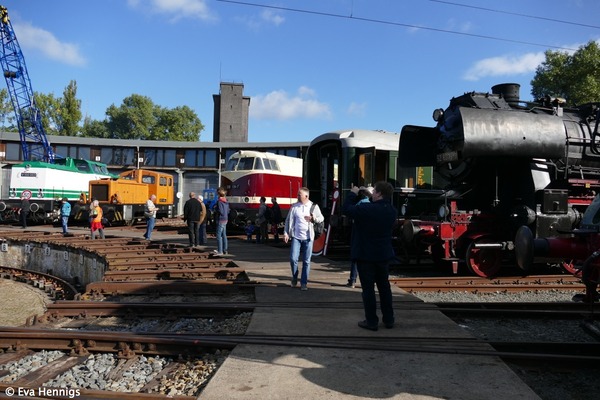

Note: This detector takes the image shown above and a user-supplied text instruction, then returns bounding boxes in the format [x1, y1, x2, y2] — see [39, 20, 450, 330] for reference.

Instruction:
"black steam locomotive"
[399, 83, 600, 277]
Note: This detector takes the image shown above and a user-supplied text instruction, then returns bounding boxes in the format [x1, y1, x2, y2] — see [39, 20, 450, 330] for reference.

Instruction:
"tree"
[105, 94, 155, 140]
[531, 40, 600, 106]
[34, 92, 60, 135]
[153, 105, 203, 141]
[57, 80, 82, 136]
[0, 88, 16, 131]
[81, 115, 109, 138]
[104, 94, 202, 141]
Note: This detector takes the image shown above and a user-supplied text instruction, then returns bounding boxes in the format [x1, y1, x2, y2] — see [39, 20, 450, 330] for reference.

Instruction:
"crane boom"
[0, 5, 55, 163]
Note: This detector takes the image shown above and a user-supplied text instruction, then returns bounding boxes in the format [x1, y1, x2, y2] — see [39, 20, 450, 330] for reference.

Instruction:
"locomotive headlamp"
[438, 204, 449, 219]
[432, 108, 444, 122]
[400, 203, 407, 216]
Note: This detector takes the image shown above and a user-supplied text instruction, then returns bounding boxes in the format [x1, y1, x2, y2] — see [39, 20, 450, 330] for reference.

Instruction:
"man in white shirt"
[283, 187, 324, 291]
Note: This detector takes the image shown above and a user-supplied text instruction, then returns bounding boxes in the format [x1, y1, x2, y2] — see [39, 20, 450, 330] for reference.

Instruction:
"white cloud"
[463, 52, 545, 81]
[347, 102, 367, 117]
[250, 87, 332, 120]
[14, 22, 86, 67]
[128, 0, 216, 22]
[261, 9, 285, 26]
[235, 9, 285, 30]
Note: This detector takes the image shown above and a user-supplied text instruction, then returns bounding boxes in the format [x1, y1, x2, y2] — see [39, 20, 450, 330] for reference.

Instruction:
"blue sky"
[2, 0, 599, 143]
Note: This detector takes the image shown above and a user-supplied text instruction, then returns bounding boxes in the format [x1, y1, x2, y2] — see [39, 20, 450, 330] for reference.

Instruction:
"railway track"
[390, 275, 586, 293]
[1, 326, 600, 399]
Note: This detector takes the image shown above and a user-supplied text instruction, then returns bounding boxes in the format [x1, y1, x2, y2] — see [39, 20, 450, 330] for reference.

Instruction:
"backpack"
[309, 203, 324, 239]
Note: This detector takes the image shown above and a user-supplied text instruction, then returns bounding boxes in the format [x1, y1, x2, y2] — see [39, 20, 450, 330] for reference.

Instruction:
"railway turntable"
[0, 225, 570, 399]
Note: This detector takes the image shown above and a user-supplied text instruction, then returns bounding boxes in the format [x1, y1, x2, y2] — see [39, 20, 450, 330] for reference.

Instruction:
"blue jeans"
[357, 260, 394, 326]
[216, 222, 228, 253]
[61, 216, 69, 234]
[289, 237, 314, 286]
[145, 217, 155, 239]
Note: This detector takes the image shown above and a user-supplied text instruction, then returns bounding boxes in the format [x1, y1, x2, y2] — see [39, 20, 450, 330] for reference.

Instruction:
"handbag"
[309, 203, 324, 238]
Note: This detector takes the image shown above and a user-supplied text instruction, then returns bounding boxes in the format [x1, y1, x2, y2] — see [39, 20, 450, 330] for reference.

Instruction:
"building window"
[164, 149, 176, 166]
[77, 146, 91, 160]
[55, 145, 70, 158]
[112, 148, 134, 166]
[100, 147, 113, 164]
[204, 150, 217, 167]
[184, 150, 197, 167]
[6, 143, 20, 161]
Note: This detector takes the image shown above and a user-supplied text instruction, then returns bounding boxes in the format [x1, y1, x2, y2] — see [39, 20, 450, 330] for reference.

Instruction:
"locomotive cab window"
[74, 159, 91, 172]
[237, 157, 255, 170]
[264, 159, 279, 171]
[142, 175, 155, 184]
[254, 158, 265, 170]
[225, 159, 238, 171]
[159, 176, 171, 187]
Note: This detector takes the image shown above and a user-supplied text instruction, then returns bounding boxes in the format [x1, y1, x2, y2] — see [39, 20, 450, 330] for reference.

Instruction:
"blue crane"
[0, 5, 55, 163]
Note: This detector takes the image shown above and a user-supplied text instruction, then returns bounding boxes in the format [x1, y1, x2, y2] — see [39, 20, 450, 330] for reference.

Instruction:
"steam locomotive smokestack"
[492, 83, 520, 106]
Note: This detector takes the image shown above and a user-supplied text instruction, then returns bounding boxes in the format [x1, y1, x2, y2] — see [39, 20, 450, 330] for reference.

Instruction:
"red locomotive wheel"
[465, 239, 502, 278]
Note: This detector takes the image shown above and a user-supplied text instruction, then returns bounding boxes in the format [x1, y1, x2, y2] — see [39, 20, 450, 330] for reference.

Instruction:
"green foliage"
[57, 80, 82, 136]
[81, 115, 109, 138]
[531, 40, 600, 105]
[1, 81, 204, 141]
[0, 88, 16, 130]
[33, 92, 60, 135]
[102, 94, 203, 141]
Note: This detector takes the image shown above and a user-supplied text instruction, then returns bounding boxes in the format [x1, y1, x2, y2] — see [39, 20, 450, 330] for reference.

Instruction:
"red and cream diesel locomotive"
[220, 150, 303, 226]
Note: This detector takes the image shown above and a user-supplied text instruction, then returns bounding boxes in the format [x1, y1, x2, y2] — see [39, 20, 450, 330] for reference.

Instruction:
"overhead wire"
[428, 0, 600, 30]
[216, 0, 580, 51]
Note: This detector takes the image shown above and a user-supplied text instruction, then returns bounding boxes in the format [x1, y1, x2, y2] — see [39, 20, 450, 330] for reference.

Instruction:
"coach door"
[356, 147, 392, 188]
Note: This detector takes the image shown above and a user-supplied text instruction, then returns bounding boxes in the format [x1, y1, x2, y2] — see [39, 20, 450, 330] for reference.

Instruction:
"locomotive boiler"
[399, 83, 600, 277]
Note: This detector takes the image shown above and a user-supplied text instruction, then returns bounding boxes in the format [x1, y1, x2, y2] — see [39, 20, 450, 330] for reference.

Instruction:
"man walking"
[283, 187, 324, 291]
[342, 181, 397, 331]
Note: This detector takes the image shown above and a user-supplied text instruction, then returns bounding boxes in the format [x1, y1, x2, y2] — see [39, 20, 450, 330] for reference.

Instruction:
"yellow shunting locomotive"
[84, 169, 175, 224]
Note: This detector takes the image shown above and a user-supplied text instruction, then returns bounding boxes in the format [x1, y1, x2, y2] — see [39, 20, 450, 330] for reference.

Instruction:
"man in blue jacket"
[342, 181, 397, 331]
